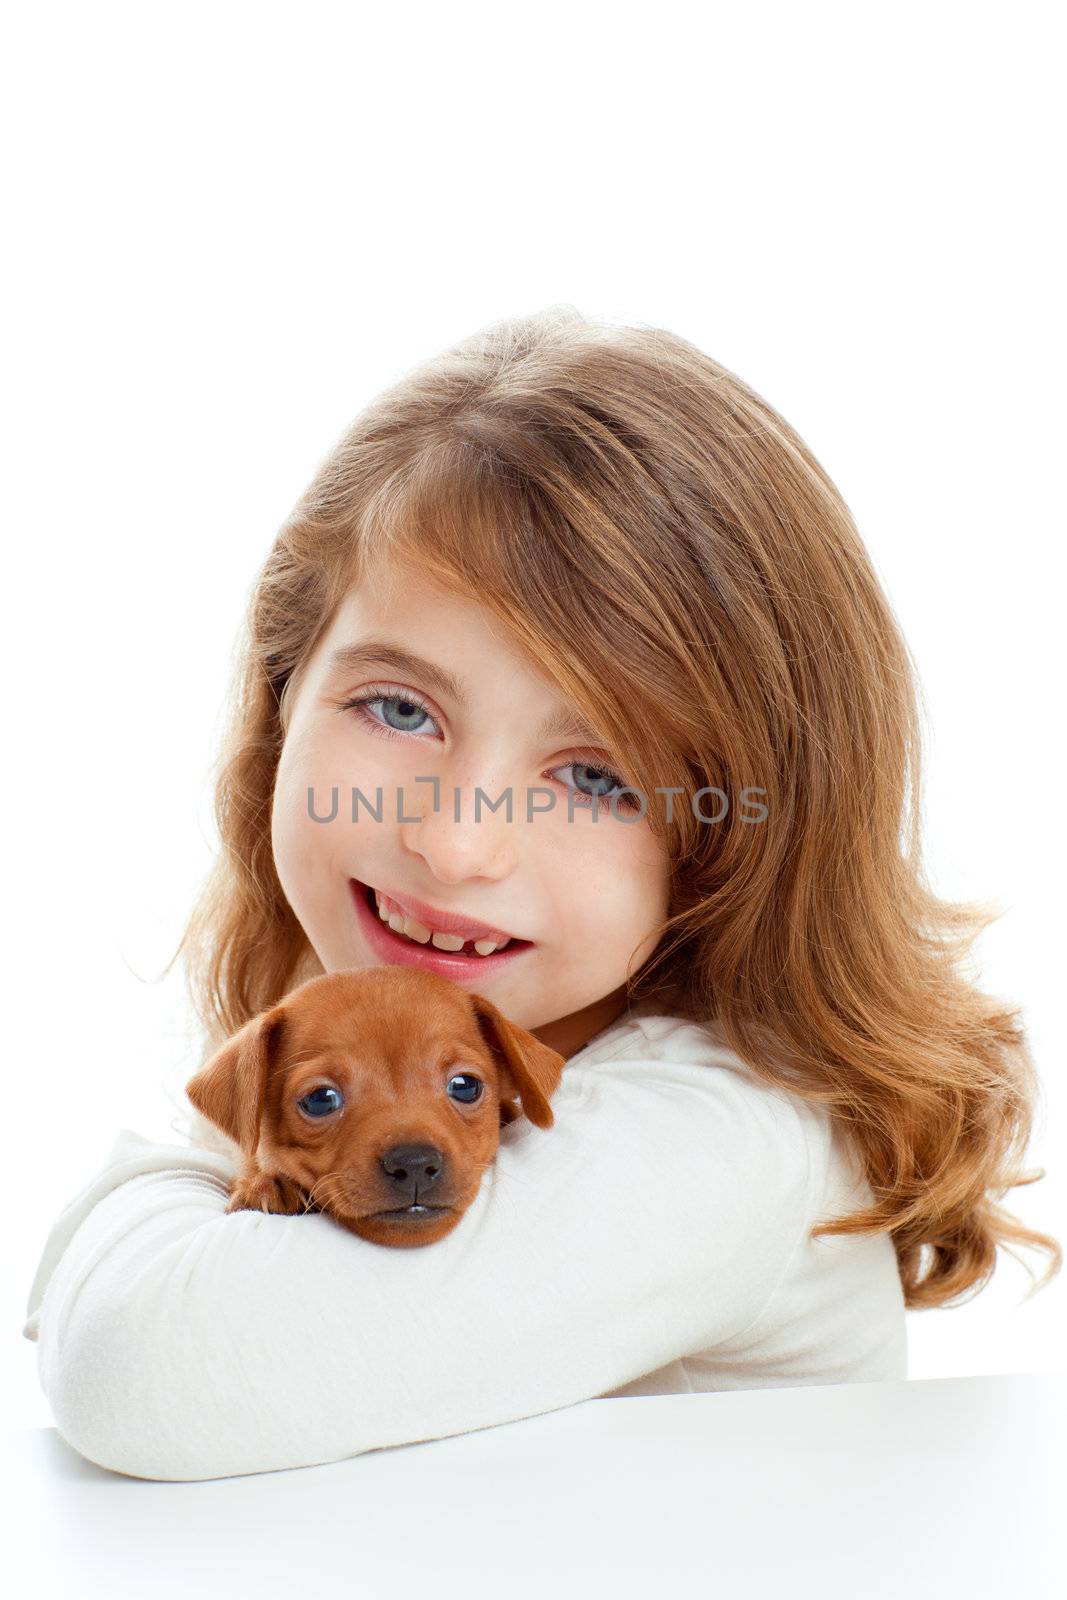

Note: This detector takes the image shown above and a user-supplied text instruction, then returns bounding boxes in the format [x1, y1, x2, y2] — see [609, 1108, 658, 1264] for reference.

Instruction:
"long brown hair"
[168, 304, 1060, 1311]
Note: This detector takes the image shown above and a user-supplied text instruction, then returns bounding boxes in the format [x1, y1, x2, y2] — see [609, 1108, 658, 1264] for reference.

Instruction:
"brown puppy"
[185, 965, 566, 1248]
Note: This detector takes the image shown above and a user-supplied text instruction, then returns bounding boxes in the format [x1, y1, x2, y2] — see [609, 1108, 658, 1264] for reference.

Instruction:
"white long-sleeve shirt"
[22, 1007, 907, 1481]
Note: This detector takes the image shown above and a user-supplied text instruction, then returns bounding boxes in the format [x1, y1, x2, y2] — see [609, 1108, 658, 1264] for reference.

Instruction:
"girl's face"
[271, 558, 670, 1058]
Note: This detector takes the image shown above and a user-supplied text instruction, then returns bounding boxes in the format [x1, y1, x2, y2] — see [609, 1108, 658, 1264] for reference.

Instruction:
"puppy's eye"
[298, 1085, 344, 1119]
[447, 1073, 484, 1105]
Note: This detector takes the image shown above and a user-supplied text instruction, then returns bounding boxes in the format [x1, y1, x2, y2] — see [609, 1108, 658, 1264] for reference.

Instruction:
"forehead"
[283, 1006, 485, 1065]
[278, 971, 489, 1067]
[323, 561, 515, 665]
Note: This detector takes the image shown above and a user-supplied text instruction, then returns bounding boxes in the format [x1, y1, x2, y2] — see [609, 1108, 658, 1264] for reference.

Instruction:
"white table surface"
[7, 1373, 1062, 1600]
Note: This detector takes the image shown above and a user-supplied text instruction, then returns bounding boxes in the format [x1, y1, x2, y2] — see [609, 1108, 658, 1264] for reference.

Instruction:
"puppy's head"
[185, 966, 565, 1247]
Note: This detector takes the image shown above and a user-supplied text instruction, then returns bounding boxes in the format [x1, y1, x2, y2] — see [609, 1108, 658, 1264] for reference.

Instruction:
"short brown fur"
[186, 965, 564, 1248]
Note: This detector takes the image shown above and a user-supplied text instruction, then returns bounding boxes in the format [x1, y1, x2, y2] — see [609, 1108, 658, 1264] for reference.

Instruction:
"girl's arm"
[24, 1054, 816, 1482]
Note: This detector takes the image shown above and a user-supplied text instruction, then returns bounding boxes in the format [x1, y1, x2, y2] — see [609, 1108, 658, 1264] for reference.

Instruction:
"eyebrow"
[325, 639, 605, 745]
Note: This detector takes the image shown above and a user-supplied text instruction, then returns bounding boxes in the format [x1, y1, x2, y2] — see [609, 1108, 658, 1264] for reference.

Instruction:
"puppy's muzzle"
[373, 1141, 450, 1217]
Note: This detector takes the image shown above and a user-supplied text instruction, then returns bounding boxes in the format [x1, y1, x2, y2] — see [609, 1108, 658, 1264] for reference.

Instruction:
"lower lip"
[350, 879, 534, 979]
[373, 1205, 447, 1220]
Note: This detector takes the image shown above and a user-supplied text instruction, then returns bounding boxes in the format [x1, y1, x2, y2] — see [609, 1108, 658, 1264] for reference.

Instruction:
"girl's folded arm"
[26, 1058, 815, 1482]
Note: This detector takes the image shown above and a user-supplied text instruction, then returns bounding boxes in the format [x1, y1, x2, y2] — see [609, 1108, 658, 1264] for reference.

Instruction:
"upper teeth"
[373, 890, 512, 956]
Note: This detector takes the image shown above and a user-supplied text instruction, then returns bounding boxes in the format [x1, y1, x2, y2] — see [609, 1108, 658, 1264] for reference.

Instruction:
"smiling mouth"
[353, 879, 535, 961]
[368, 883, 525, 949]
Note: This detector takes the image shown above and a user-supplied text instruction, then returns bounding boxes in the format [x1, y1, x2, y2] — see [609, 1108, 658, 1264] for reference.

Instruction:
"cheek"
[270, 731, 347, 899]
[553, 821, 670, 942]
[271, 721, 399, 894]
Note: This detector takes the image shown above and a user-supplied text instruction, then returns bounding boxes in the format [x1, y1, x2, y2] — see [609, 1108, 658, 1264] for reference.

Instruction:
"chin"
[334, 1206, 464, 1249]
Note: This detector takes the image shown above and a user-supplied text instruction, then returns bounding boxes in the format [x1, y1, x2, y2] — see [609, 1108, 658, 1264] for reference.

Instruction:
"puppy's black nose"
[380, 1142, 444, 1200]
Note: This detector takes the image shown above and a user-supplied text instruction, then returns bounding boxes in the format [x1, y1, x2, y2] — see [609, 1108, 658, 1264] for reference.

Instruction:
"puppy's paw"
[226, 1171, 309, 1217]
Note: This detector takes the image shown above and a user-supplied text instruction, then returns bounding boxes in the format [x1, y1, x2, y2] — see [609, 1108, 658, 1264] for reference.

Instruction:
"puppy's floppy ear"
[469, 994, 565, 1129]
[185, 1008, 287, 1156]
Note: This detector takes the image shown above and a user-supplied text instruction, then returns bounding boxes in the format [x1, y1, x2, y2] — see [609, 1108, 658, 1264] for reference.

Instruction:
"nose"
[380, 1142, 445, 1202]
[400, 774, 518, 880]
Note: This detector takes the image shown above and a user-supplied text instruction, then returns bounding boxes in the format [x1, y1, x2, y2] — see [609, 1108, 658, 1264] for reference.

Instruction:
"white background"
[4, 1, 1063, 1426]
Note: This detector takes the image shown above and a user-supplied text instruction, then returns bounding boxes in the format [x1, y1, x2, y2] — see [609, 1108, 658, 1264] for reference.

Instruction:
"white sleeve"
[24, 1055, 815, 1481]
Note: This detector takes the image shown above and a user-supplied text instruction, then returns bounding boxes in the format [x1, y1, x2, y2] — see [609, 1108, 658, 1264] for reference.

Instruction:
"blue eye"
[298, 1085, 344, 1118]
[341, 689, 439, 737]
[447, 1073, 484, 1104]
[556, 759, 630, 804]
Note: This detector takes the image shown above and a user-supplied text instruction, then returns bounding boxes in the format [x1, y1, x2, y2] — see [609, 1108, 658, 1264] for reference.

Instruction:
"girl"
[23, 306, 1060, 1482]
